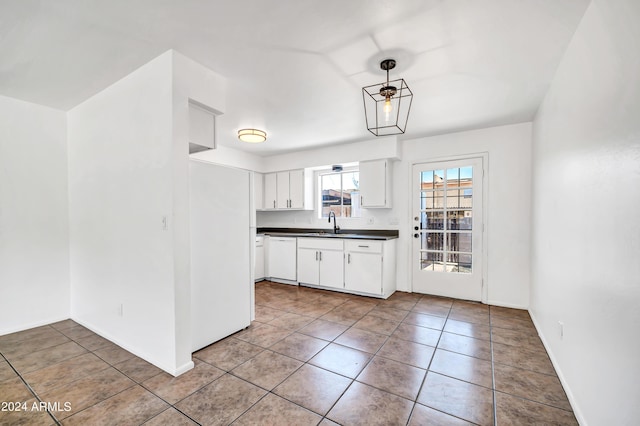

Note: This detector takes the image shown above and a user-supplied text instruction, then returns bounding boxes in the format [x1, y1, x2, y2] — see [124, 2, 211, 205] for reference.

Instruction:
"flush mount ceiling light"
[238, 128, 267, 143]
[362, 59, 413, 137]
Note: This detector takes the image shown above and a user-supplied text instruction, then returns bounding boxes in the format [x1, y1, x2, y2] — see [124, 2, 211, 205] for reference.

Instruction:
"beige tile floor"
[0, 281, 577, 425]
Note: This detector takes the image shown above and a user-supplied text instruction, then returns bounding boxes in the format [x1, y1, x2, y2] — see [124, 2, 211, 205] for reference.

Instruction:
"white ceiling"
[0, 0, 589, 156]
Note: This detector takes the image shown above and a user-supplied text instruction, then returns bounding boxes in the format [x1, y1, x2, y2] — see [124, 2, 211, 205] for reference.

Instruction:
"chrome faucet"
[328, 211, 340, 234]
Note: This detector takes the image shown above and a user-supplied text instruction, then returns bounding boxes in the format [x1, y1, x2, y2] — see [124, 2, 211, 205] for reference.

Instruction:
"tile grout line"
[489, 310, 499, 426]
[0, 352, 62, 425]
[407, 303, 459, 425]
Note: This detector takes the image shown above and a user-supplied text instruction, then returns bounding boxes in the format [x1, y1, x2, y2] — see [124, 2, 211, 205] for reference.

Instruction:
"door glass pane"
[420, 171, 434, 189]
[447, 210, 472, 230]
[420, 251, 443, 271]
[446, 252, 472, 273]
[421, 190, 444, 209]
[447, 232, 472, 253]
[422, 232, 444, 251]
[421, 211, 444, 230]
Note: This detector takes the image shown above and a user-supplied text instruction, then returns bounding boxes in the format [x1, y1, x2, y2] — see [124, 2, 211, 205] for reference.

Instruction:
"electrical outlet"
[161, 216, 168, 231]
[367, 217, 374, 225]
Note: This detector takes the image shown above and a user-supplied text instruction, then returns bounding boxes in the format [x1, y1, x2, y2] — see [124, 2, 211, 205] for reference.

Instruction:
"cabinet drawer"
[297, 238, 343, 251]
[345, 240, 383, 254]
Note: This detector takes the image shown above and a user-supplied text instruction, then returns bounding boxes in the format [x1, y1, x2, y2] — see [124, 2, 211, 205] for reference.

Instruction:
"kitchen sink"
[264, 231, 391, 240]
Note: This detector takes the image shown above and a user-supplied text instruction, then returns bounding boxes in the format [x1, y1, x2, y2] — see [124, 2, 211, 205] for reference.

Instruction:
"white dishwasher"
[267, 237, 297, 284]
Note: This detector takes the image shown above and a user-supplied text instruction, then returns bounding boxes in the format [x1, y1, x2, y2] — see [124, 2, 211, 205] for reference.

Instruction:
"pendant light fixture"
[362, 59, 413, 136]
[238, 128, 267, 143]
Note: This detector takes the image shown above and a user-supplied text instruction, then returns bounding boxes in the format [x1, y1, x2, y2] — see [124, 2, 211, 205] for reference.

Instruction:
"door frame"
[409, 152, 489, 303]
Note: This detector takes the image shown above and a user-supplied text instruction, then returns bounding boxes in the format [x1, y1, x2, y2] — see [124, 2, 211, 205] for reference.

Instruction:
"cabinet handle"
[273, 200, 276, 208]
[319, 251, 322, 261]
[348, 253, 351, 264]
[358, 245, 369, 248]
[361, 196, 363, 205]
[315, 251, 318, 261]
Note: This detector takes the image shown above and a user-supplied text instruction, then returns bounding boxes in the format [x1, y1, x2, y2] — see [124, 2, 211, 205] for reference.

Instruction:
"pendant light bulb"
[384, 96, 392, 121]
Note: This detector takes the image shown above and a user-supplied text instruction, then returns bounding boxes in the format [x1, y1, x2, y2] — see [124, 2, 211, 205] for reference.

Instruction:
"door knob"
[414, 216, 419, 221]
[414, 233, 419, 238]
[414, 226, 419, 231]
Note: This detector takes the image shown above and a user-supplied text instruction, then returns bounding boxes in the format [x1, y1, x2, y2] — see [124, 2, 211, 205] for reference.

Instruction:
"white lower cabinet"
[294, 237, 396, 298]
[297, 238, 344, 289]
[267, 237, 297, 283]
[255, 236, 265, 281]
[344, 239, 396, 298]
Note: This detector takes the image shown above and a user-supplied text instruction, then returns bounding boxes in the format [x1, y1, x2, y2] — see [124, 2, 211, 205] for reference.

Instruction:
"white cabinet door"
[255, 245, 265, 281]
[319, 249, 344, 289]
[276, 171, 290, 209]
[289, 169, 305, 209]
[297, 248, 319, 285]
[264, 173, 277, 210]
[253, 172, 264, 212]
[360, 159, 389, 208]
[268, 237, 297, 281]
[345, 251, 382, 295]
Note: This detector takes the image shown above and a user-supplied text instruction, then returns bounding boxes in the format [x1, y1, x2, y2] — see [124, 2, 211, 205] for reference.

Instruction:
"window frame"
[317, 167, 361, 219]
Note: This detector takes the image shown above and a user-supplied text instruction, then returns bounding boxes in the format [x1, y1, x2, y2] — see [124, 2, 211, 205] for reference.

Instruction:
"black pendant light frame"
[362, 58, 413, 137]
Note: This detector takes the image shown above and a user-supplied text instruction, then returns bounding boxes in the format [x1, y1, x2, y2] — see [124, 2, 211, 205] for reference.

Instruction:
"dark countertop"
[257, 228, 399, 240]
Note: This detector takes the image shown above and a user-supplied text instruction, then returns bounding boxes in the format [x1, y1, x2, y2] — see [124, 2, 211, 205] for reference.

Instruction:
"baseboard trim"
[71, 317, 194, 377]
[266, 278, 298, 285]
[528, 311, 586, 426]
[487, 300, 528, 310]
[172, 360, 195, 376]
[0, 315, 71, 336]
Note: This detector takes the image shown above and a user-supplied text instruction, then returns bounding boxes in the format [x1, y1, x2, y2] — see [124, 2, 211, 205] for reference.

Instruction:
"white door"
[264, 173, 277, 210]
[411, 158, 484, 301]
[289, 169, 305, 209]
[359, 160, 387, 207]
[190, 161, 251, 351]
[345, 251, 382, 295]
[297, 248, 320, 285]
[319, 249, 344, 289]
[276, 171, 290, 209]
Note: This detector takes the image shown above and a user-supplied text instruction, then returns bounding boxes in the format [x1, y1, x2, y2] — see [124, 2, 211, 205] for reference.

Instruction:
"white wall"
[398, 124, 532, 305]
[0, 95, 69, 334]
[68, 51, 185, 374]
[257, 122, 532, 307]
[530, 1, 640, 424]
[171, 51, 229, 372]
[67, 50, 229, 376]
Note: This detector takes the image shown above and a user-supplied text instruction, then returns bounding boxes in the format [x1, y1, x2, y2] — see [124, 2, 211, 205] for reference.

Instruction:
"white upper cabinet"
[264, 169, 312, 210]
[188, 102, 215, 153]
[264, 172, 278, 210]
[359, 159, 392, 208]
[276, 171, 290, 208]
[289, 169, 305, 209]
[253, 172, 264, 212]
